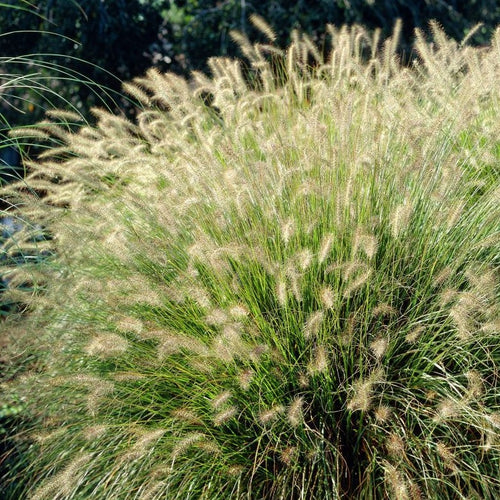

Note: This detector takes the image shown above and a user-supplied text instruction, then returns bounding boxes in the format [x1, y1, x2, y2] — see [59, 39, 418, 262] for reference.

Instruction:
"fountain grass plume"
[1, 18, 500, 499]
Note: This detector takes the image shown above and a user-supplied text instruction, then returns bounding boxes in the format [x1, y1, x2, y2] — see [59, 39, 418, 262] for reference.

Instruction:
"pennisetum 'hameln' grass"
[1, 16, 499, 499]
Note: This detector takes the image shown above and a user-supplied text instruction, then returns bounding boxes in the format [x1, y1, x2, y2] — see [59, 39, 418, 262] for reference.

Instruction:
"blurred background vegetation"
[1, 0, 500, 130]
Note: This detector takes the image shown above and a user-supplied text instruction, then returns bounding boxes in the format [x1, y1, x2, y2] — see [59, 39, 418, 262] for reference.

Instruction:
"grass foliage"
[1, 18, 500, 499]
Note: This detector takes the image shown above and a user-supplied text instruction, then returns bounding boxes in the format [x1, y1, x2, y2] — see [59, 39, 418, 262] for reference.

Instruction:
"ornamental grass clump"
[1, 17, 499, 499]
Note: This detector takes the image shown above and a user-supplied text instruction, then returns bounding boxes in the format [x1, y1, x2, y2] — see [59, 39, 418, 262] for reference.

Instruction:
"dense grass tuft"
[1, 20, 499, 499]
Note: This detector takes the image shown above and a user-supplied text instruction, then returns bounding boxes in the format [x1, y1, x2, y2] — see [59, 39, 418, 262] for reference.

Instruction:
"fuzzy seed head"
[238, 369, 254, 390]
[481, 319, 500, 335]
[227, 465, 244, 476]
[116, 316, 143, 334]
[319, 286, 335, 309]
[213, 323, 248, 361]
[435, 398, 460, 421]
[446, 201, 464, 229]
[258, 405, 285, 425]
[405, 325, 424, 343]
[372, 303, 397, 316]
[171, 433, 205, 459]
[32, 428, 66, 445]
[486, 412, 500, 429]
[483, 413, 500, 451]
[436, 441, 457, 472]
[386, 433, 405, 457]
[46, 109, 83, 122]
[374, 405, 392, 423]
[307, 345, 329, 375]
[465, 370, 483, 399]
[196, 440, 221, 456]
[280, 446, 298, 466]
[30, 453, 93, 500]
[229, 304, 249, 318]
[344, 312, 357, 340]
[171, 408, 203, 426]
[343, 268, 372, 297]
[68, 374, 104, 386]
[390, 201, 413, 238]
[189, 286, 212, 308]
[433, 267, 452, 287]
[9, 127, 51, 141]
[304, 310, 324, 339]
[342, 261, 362, 281]
[449, 303, 474, 340]
[466, 265, 498, 301]
[82, 425, 107, 441]
[112, 372, 146, 382]
[353, 229, 378, 260]
[290, 273, 303, 302]
[158, 334, 209, 359]
[361, 234, 378, 260]
[408, 482, 423, 500]
[211, 390, 232, 410]
[122, 429, 165, 462]
[122, 82, 152, 107]
[370, 336, 389, 360]
[384, 462, 409, 500]
[457, 291, 483, 310]
[348, 368, 384, 413]
[297, 248, 313, 270]
[318, 234, 333, 264]
[439, 288, 458, 307]
[276, 280, 288, 306]
[213, 406, 238, 426]
[140, 480, 168, 500]
[298, 372, 310, 388]
[348, 380, 374, 412]
[85, 333, 129, 358]
[281, 219, 295, 244]
[285, 263, 303, 302]
[250, 14, 277, 42]
[87, 380, 114, 417]
[287, 396, 304, 428]
[249, 344, 269, 362]
[206, 308, 229, 326]
[157, 335, 182, 358]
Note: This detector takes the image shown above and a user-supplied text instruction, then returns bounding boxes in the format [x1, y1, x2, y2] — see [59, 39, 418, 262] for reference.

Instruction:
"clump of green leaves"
[2, 18, 499, 499]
